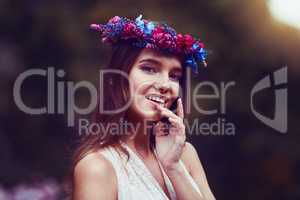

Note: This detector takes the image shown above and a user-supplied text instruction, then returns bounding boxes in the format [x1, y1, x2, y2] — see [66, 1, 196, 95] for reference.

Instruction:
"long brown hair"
[69, 43, 187, 188]
[72, 43, 143, 166]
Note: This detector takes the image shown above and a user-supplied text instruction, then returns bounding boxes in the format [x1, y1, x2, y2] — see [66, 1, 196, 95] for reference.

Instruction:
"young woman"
[71, 15, 215, 200]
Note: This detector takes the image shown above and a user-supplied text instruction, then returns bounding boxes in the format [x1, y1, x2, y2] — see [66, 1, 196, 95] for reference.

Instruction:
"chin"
[129, 97, 167, 122]
[129, 104, 160, 122]
[134, 107, 159, 121]
[143, 111, 160, 121]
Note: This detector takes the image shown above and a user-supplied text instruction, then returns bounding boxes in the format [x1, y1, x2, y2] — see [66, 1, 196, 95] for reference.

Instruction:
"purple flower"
[90, 14, 208, 70]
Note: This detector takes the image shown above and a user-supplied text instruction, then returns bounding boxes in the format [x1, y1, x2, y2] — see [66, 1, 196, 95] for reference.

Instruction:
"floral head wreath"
[90, 14, 207, 73]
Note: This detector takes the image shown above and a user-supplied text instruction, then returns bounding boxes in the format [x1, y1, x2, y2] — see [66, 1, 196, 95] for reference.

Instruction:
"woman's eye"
[170, 74, 182, 82]
[140, 65, 157, 73]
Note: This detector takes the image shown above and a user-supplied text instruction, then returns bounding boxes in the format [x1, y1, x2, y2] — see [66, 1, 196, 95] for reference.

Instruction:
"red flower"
[122, 22, 144, 40]
[176, 34, 185, 49]
[151, 28, 176, 49]
[184, 34, 195, 48]
[152, 26, 164, 36]
[152, 27, 164, 43]
[123, 23, 136, 34]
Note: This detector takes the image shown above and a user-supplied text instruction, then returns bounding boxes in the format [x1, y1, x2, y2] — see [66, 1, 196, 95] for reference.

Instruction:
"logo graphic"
[250, 67, 288, 133]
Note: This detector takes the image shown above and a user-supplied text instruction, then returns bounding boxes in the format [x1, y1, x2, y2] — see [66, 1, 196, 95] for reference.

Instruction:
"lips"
[145, 94, 169, 106]
[145, 97, 165, 108]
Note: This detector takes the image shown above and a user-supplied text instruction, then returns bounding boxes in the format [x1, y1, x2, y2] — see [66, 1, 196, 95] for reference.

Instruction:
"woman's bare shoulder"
[74, 151, 115, 178]
[73, 150, 117, 200]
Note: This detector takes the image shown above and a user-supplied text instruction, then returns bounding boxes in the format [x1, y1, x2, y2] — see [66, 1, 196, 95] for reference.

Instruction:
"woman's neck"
[122, 117, 155, 159]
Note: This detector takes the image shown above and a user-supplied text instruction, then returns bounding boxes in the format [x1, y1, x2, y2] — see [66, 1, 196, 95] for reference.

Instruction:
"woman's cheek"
[130, 86, 160, 120]
[129, 94, 158, 120]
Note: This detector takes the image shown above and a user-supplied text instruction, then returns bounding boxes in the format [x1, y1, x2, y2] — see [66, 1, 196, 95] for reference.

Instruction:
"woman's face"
[128, 48, 183, 121]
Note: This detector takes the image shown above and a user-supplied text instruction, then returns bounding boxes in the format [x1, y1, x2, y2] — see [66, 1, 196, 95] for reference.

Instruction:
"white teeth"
[146, 95, 166, 105]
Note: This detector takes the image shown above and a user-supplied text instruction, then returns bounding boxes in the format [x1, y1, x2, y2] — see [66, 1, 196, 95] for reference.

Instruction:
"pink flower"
[90, 24, 100, 30]
[108, 16, 121, 23]
[90, 24, 104, 33]
[197, 41, 205, 48]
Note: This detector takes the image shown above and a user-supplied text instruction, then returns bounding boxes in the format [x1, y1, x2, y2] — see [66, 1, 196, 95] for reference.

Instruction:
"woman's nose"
[153, 80, 171, 93]
[152, 72, 173, 92]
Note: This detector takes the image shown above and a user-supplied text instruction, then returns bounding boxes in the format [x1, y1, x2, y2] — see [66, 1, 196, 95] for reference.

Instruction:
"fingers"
[155, 104, 181, 121]
[154, 100, 185, 138]
[176, 98, 184, 119]
[169, 135, 186, 153]
[154, 121, 170, 136]
[154, 118, 184, 136]
[168, 117, 184, 129]
[155, 98, 184, 121]
[155, 102, 185, 131]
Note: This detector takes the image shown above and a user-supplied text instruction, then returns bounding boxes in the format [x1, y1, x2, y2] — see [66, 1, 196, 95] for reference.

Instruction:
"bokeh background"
[0, 0, 299, 199]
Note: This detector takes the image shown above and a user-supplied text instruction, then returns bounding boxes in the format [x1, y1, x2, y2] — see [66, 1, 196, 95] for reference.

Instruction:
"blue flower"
[192, 43, 199, 50]
[196, 48, 206, 61]
[135, 14, 145, 30]
[144, 21, 155, 35]
[91, 14, 208, 71]
[185, 56, 198, 73]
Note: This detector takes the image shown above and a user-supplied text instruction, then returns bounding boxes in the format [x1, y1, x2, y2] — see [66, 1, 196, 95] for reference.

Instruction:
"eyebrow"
[138, 58, 182, 72]
[139, 58, 161, 65]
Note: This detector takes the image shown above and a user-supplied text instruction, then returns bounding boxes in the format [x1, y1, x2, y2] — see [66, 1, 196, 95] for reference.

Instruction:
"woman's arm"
[164, 142, 216, 200]
[155, 99, 216, 200]
[183, 142, 216, 200]
[72, 153, 117, 200]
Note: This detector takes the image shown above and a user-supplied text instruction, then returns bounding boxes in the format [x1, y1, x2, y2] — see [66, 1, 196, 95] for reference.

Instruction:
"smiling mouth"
[146, 98, 165, 107]
[145, 95, 168, 107]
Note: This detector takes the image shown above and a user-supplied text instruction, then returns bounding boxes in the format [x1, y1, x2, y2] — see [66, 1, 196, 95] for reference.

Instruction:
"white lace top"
[98, 142, 203, 200]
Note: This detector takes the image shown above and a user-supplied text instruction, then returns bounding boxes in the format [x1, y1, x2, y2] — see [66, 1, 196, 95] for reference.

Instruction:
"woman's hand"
[153, 98, 186, 171]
